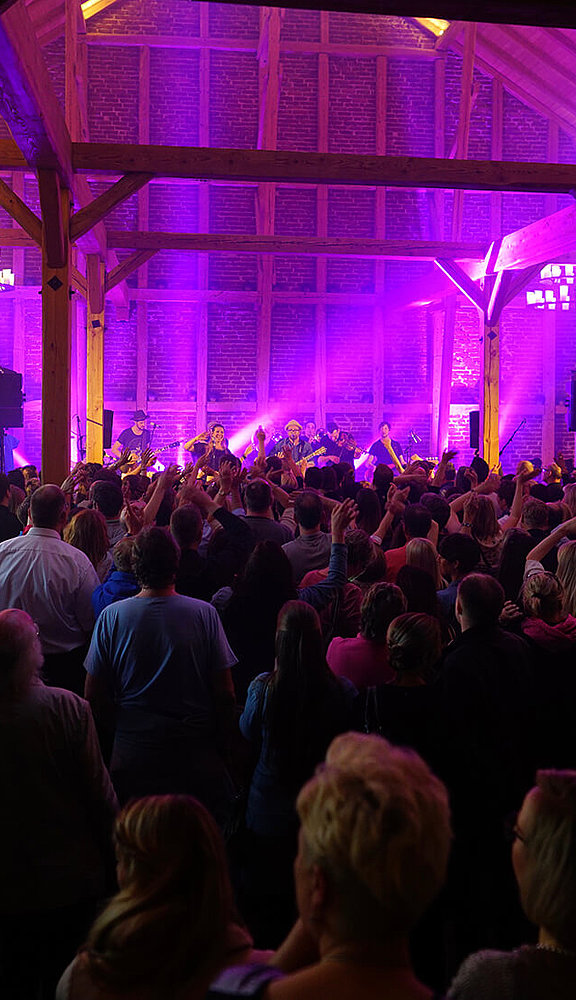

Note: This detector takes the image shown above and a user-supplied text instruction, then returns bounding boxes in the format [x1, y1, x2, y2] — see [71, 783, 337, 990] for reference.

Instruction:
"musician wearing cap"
[273, 419, 313, 463]
[110, 410, 151, 460]
[367, 420, 406, 474]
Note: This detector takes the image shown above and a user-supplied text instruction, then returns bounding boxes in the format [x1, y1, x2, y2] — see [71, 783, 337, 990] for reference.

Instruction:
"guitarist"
[367, 420, 406, 474]
[110, 409, 151, 461]
[272, 419, 313, 464]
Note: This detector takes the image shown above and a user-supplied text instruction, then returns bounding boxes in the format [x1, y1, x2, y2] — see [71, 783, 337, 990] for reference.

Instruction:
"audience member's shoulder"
[448, 948, 514, 1000]
[26, 680, 91, 722]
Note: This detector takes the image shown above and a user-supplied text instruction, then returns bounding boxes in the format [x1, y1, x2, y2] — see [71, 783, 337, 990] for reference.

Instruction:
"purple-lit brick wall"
[3, 3, 574, 470]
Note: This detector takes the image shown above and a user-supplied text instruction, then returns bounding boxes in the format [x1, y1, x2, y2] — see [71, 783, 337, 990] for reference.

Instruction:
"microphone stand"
[499, 418, 526, 459]
[76, 414, 86, 462]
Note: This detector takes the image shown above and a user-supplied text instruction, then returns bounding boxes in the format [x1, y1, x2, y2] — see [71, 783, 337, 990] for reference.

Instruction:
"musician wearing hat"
[111, 410, 151, 460]
[273, 419, 313, 463]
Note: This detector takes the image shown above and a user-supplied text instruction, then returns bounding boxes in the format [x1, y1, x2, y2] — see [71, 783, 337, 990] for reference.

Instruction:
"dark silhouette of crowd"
[1, 439, 576, 1000]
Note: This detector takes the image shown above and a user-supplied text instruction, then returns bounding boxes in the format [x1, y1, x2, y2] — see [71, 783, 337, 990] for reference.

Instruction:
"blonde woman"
[57, 795, 257, 1000]
[449, 770, 576, 1000]
[406, 537, 443, 589]
[210, 733, 451, 1000]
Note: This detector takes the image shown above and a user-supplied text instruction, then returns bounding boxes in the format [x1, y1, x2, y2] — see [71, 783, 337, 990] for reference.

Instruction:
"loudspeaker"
[469, 410, 480, 449]
[0, 367, 24, 428]
[570, 371, 576, 432]
[103, 409, 113, 450]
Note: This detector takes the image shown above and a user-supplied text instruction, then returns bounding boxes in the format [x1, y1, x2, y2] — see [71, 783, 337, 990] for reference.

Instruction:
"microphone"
[409, 429, 422, 444]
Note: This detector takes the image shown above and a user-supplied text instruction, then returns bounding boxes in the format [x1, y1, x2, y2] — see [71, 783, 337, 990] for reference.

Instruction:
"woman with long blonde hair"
[64, 508, 111, 582]
[57, 795, 254, 1000]
[406, 537, 443, 589]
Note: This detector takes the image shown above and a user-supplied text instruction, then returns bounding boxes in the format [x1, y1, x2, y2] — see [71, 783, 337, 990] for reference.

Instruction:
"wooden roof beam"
[105, 249, 157, 292]
[106, 231, 487, 259]
[72, 143, 576, 193]
[0, 2, 72, 185]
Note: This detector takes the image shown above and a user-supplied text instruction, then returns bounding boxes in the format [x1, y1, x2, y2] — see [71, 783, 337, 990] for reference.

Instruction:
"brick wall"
[4, 4, 573, 469]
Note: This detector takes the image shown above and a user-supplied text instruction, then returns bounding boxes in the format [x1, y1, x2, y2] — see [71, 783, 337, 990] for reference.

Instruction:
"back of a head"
[294, 490, 323, 530]
[406, 537, 441, 589]
[85, 794, 232, 992]
[420, 492, 450, 530]
[563, 483, 576, 518]
[497, 528, 535, 602]
[132, 526, 180, 589]
[64, 509, 110, 568]
[373, 464, 394, 493]
[7, 468, 25, 491]
[275, 600, 325, 680]
[241, 540, 294, 600]
[520, 770, 576, 949]
[355, 488, 381, 535]
[403, 503, 432, 541]
[344, 528, 373, 575]
[92, 480, 123, 519]
[113, 536, 136, 575]
[321, 466, 338, 493]
[438, 532, 481, 574]
[245, 478, 272, 514]
[387, 612, 442, 676]
[521, 572, 564, 623]
[296, 733, 451, 939]
[304, 467, 323, 490]
[457, 573, 505, 627]
[360, 582, 407, 642]
[30, 484, 67, 530]
[396, 565, 439, 617]
[0, 473, 9, 503]
[557, 541, 576, 617]
[0, 608, 42, 700]
[522, 497, 548, 530]
[170, 504, 203, 549]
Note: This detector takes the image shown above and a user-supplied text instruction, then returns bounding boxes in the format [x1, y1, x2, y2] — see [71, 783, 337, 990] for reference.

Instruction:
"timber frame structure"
[0, 2, 576, 480]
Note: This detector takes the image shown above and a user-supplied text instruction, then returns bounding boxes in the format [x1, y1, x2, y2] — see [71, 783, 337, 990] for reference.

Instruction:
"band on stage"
[108, 410, 419, 478]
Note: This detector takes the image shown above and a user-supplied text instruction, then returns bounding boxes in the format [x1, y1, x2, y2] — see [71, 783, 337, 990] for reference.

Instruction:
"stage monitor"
[0, 367, 24, 428]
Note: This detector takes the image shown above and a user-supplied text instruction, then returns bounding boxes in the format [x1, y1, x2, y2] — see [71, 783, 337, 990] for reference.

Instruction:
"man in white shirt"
[0, 484, 99, 693]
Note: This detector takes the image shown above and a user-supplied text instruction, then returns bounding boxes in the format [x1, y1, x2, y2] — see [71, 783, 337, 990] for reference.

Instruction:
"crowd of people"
[1, 429, 576, 1000]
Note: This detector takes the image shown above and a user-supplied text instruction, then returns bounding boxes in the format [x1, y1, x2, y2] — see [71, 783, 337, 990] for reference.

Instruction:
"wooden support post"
[490, 80, 503, 238]
[256, 7, 282, 418]
[136, 46, 151, 413]
[195, 7, 209, 434]
[541, 312, 556, 467]
[373, 53, 387, 438]
[12, 171, 26, 459]
[86, 254, 105, 462]
[482, 315, 500, 469]
[41, 188, 72, 485]
[436, 22, 476, 457]
[315, 12, 329, 430]
[38, 169, 66, 268]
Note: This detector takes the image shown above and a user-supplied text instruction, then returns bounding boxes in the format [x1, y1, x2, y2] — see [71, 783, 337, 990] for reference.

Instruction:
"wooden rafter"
[485, 201, 576, 273]
[105, 249, 157, 292]
[37, 168, 65, 267]
[70, 171, 152, 240]
[0, 175, 41, 242]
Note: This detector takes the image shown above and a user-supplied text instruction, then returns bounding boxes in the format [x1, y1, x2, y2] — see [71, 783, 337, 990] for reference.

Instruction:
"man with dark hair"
[85, 526, 237, 823]
[384, 503, 432, 583]
[282, 489, 331, 583]
[437, 532, 481, 627]
[242, 478, 293, 546]
[0, 485, 99, 692]
[91, 479, 126, 547]
[0, 472, 21, 542]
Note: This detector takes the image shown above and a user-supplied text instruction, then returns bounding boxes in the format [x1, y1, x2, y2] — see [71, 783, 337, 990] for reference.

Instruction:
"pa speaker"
[0, 367, 24, 428]
[469, 410, 480, 450]
[103, 409, 113, 450]
[570, 371, 576, 432]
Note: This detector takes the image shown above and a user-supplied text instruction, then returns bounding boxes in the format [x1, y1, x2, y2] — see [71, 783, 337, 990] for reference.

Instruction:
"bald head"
[0, 609, 42, 699]
[30, 485, 67, 530]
